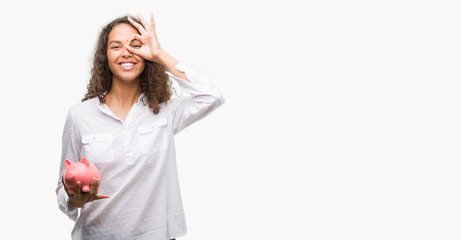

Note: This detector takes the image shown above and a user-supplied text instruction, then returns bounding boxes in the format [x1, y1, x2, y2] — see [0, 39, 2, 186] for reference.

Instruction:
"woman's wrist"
[152, 50, 172, 66]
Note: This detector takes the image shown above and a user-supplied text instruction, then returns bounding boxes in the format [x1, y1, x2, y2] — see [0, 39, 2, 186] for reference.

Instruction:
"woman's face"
[107, 23, 145, 83]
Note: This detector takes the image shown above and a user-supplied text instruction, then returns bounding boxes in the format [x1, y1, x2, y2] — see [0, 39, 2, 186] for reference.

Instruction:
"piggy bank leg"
[82, 185, 90, 192]
[68, 188, 76, 194]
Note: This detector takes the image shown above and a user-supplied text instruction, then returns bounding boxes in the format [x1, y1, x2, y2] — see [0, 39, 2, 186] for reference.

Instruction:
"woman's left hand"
[126, 13, 165, 63]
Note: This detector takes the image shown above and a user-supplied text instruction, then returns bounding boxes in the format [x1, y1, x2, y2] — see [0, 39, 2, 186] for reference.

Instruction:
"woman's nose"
[121, 46, 132, 57]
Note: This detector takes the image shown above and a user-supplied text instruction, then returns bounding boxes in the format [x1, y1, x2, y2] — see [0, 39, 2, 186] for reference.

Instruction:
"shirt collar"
[96, 92, 145, 106]
[96, 92, 145, 123]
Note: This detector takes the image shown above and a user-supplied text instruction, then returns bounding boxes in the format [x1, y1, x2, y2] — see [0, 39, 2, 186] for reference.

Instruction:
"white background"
[0, 0, 460, 239]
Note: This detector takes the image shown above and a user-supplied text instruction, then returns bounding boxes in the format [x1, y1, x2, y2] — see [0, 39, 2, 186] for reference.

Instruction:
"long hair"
[82, 15, 172, 114]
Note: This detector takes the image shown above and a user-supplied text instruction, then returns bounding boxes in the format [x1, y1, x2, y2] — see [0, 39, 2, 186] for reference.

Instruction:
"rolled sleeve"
[57, 187, 78, 221]
[167, 63, 224, 134]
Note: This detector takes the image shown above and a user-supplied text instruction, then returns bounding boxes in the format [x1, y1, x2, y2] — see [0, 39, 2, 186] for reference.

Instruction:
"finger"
[127, 16, 146, 34]
[89, 178, 99, 195]
[150, 12, 155, 31]
[137, 13, 151, 32]
[74, 181, 82, 199]
[125, 35, 142, 55]
[127, 33, 142, 44]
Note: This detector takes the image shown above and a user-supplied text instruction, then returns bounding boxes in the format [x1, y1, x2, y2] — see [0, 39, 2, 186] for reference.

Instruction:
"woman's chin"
[113, 75, 141, 83]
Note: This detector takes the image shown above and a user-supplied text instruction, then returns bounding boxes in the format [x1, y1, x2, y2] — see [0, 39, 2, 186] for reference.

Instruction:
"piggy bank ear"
[80, 157, 90, 167]
[64, 159, 72, 169]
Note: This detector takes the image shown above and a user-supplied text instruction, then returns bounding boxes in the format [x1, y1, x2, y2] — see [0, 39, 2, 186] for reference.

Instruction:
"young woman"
[56, 13, 224, 240]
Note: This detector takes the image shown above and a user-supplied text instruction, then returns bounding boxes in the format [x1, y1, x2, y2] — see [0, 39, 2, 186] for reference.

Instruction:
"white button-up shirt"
[56, 63, 224, 240]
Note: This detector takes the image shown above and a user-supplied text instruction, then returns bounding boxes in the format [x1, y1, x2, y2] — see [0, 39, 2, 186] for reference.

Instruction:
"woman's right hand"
[62, 174, 110, 208]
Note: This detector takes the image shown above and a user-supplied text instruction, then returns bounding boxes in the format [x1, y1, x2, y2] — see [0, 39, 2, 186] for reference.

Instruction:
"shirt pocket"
[138, 118, 168, 155]
[81, 134, 114, 163]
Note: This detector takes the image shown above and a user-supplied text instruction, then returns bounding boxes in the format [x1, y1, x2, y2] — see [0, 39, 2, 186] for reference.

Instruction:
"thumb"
[94, 195, 110, 200]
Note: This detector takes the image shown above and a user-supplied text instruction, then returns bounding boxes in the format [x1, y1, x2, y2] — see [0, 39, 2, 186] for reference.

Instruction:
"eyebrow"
[109, 40, 122, 45]
[109, 39, 139, 45]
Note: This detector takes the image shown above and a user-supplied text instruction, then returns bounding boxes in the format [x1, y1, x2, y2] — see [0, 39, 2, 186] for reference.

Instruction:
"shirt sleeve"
[56, 107, 81, 221]
[167, 62, 225, 135]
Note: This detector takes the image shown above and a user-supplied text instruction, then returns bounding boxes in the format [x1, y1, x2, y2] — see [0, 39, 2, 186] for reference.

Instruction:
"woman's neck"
[105, 78, 142, 109]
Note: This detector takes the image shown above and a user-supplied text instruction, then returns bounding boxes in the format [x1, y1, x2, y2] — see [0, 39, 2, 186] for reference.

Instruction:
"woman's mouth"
[119, 62, 136, 71]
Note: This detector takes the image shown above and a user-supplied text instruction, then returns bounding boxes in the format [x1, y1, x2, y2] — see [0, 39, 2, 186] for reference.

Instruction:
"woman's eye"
[132, 44, 142, 49]
[111, 46, 120, 49]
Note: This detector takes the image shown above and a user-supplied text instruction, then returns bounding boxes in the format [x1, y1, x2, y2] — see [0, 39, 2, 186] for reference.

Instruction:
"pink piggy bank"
[64, 157, 101, 194]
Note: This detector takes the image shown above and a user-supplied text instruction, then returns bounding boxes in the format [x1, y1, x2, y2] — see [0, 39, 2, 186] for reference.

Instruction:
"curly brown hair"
[82, 15, 172, 114]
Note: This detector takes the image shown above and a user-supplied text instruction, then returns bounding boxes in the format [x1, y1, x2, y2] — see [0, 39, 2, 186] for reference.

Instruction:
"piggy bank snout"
[66, 170, 76, 182]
